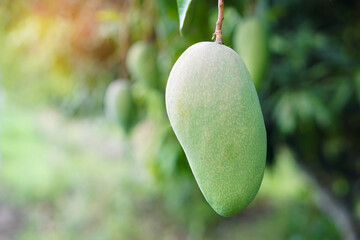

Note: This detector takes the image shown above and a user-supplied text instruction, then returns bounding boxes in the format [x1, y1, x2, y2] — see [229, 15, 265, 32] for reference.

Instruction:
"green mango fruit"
[233, 17, 268, 89]
[166, 42, 267, 217]
[104, 79, 135, 134]
[126, 41, 158, 89]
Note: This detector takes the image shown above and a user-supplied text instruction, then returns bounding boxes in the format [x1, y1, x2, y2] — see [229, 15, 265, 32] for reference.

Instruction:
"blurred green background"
[0, 0, 359, 239]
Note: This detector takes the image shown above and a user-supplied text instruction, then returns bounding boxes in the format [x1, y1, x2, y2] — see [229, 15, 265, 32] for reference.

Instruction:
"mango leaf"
[177, 0, 193, 31]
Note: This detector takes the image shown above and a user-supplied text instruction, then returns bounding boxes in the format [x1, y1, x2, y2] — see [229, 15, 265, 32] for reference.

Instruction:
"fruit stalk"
[213, 0, 224, 44]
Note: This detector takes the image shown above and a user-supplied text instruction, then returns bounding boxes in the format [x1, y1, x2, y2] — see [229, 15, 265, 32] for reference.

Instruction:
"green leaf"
[177, 0, 193, 31]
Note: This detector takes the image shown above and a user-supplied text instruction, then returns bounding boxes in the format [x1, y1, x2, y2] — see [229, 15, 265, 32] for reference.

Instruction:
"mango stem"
[212, 0, 224, 44]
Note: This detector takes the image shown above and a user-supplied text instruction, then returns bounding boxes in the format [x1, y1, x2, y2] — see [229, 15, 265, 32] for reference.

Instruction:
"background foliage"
[0, 0, 359, 239]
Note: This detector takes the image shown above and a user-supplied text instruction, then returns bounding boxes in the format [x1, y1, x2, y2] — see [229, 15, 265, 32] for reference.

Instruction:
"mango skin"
[233, 17, 268, 89]
[166, 42, 266, 217]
